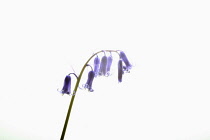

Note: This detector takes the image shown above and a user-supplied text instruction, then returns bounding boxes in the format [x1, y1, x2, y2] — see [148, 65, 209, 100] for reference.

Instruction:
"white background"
[0, 0, 210, 140]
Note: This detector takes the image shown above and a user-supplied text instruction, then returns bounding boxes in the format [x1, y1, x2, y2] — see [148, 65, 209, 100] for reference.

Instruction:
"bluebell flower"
[106, 55, 113, 76]
[83, 71, 95, 92]
[99, 56, 108, 76]
[120, 51, 132, 71]
[93, 55, 100, 77]
[59, 75, 71, 94]
[118, 59, 124, 82]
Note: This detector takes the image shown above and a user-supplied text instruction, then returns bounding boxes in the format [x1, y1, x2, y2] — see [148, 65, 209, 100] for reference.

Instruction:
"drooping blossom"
[106, 55, 113, 76]
[93, 55, 100, 77]
[118, 59, 124, 82]
[99, 55, 108, 76]
[120, 51, 132, 71]
[83, 71, 95, 92]
[59, 75, 71, 94]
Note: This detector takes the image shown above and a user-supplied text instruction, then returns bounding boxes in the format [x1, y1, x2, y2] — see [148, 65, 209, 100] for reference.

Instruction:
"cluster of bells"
[58, 50, 132, 95]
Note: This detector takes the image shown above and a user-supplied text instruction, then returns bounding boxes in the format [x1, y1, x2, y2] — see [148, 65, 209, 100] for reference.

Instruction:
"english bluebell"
[58, 50, 133, 140]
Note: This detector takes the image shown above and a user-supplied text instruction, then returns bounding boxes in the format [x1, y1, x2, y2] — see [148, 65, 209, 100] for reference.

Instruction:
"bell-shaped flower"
[59, 75, 71, 94]
[118, 59, 124, 82]
[93, 55, 100, 77]
[106, 55, 113, 76]
[99, 56, 108, 76]
[120, 51, 132, 71]
[83, 71, 95, 92]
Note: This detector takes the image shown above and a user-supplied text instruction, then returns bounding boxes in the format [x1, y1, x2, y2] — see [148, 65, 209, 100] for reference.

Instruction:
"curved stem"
[68, 73, 78, 79]
[60, 50, 119, 140]
[86, 64, 93, 71]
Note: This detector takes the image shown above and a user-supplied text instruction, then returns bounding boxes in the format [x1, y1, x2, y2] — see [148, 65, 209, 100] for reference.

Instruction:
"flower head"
[93, 55, 100, 77]
[99, 55, 108, 76]
[120, 51, 132, 71]
[83, 71, 95, 92]
[59, 75, 71, 94]
[118, 59, 124, 82]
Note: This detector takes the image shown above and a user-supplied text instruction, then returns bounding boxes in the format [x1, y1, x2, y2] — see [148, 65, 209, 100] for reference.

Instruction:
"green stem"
[60, 50, 119, 140]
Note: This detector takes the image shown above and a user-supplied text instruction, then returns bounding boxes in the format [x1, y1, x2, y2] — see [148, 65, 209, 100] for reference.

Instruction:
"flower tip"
[89, 88, 94, 92]
[57, 88, 71, 95]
